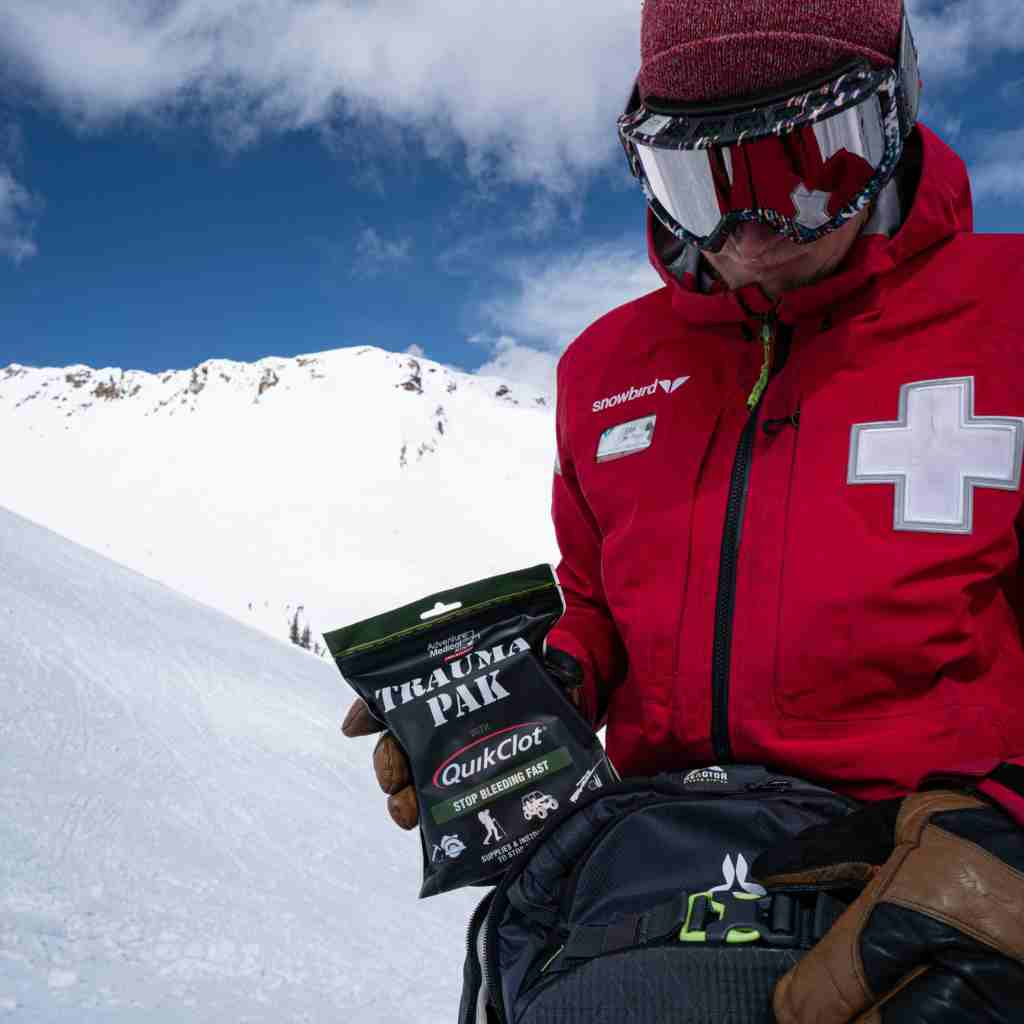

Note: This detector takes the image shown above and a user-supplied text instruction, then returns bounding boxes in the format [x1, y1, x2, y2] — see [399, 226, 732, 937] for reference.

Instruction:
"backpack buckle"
[679, 890, 764, 945]
[679, 890, 830, 947]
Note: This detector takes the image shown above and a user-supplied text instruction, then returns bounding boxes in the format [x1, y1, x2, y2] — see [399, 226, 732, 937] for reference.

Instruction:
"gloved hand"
[751, 791, 1024, 1023]
[340, 648, 588, 830]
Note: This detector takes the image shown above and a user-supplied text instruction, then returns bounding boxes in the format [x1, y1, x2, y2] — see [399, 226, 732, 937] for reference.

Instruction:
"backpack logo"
[709, 854, 767, 898]
[683, 765, 729, 786]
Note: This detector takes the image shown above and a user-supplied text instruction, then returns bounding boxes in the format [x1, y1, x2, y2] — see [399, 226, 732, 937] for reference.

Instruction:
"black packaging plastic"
[324, 565, 616, 897]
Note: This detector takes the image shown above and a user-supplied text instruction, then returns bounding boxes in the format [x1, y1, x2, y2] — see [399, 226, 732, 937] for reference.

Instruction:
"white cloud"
[0, 2, 1018, 193]
[908, 0, 1024, 81]
[0, 120, 39, 263]
[2, 2, 1018, 268]
[0, 166, 40, 264]
[970, 128, 1024, 200]
[437, 193, 581, 277]
[474, 335, 559, 399]
[0, 2, 1016, 205]
[0, 123, 27, 164]
[0, 0, 638, 188]
[405, 343, 425, 358]
[918, 97, 962, 141]
[971, 162, 1024, 199]
[355, 227, 412, 272]
[471, 241, 660, 392]
[482, 242, 661, 351]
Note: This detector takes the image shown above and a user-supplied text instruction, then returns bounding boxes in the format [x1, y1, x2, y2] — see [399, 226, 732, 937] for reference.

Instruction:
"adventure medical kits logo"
[428, 630, 478, 662]
[593, 376, 689, 413]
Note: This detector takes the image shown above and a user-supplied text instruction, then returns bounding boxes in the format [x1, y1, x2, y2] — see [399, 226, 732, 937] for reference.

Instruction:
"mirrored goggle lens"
[632, 93, 888, 243]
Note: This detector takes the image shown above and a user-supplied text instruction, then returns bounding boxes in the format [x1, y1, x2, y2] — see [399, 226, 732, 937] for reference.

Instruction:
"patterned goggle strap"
[617, 63, 905, 253]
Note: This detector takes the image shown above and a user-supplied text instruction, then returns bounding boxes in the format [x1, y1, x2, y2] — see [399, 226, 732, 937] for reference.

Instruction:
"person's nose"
[729, 221, 785, 260]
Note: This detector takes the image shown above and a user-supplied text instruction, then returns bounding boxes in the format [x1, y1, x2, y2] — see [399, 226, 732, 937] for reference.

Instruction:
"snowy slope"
[0, 505, 479, 1022]
[0, 348, 557, 646]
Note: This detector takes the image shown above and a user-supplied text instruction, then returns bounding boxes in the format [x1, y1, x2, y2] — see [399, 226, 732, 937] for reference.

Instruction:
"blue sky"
[0, 110, 640, 376]
[0, 1, 1021, 393]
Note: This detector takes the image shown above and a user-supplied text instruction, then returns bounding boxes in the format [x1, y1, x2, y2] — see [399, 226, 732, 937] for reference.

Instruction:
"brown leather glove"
[341, 647, 588, 830]
[752, 790, 1024, 1023]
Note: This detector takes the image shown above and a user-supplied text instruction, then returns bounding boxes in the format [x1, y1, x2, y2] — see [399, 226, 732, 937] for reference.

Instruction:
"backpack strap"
[559, 889, 846, 962]
[561, 893, 690, 959]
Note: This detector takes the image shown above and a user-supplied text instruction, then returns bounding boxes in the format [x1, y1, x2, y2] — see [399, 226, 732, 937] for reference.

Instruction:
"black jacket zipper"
[710, 317, 791, 762]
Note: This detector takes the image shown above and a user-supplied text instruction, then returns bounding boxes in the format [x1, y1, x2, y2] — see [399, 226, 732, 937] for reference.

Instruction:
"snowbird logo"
[592, 375, 690, 413]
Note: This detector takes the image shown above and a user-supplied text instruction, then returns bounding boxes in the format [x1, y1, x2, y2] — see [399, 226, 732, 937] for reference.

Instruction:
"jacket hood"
[649, 124, 973, 328]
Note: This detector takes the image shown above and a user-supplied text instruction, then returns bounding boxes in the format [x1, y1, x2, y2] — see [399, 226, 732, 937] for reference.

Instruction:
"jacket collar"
[650, 124, 972, 329]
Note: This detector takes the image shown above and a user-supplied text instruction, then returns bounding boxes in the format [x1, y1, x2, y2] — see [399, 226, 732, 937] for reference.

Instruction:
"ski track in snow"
[0, 507, 480, 1021]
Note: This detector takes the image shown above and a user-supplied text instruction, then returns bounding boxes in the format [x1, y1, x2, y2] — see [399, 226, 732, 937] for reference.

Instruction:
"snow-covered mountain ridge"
[1, 347, 547, 425]
[0, 346, 559, 646]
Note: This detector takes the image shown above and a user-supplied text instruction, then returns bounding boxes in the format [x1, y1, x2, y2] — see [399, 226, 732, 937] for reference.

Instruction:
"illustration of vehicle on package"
[521, 791, 559, 821]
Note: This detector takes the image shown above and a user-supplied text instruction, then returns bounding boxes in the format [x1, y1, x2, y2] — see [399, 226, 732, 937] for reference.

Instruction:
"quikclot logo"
[375, 638, 528, 728]
[433, 723, 546, 788]
[592, 376, 689, 413]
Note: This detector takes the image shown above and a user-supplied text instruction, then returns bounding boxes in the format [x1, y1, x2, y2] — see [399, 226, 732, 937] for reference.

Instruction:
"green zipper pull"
[747, 318, 775, 410]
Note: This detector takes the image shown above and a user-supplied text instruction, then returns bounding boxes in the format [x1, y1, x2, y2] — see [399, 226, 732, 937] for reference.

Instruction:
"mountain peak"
[0, 346, 548, 425]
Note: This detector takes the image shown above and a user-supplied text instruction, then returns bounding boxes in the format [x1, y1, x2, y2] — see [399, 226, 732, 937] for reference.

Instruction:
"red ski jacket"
[549, 125, 1024, 807]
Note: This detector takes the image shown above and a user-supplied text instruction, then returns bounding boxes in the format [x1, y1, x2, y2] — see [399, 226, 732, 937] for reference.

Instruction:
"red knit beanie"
[640, 0, 903, 102]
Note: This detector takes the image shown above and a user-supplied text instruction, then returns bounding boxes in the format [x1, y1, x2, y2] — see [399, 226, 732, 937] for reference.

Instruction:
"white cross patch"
[848, 377, 1024, 534]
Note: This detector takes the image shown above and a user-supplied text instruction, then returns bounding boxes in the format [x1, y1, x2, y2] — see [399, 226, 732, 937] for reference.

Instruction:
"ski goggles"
[618, 14, 920, 253]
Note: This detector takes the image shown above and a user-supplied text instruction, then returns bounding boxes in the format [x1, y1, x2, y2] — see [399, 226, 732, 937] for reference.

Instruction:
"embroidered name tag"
[596, 415, 656, 463]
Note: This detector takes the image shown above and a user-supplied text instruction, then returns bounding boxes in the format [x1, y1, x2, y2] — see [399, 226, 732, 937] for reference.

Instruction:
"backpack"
[458, 765, 858, 1024]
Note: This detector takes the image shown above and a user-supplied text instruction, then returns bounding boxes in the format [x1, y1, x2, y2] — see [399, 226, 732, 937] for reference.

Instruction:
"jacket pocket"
[585, 406, 719, 689]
